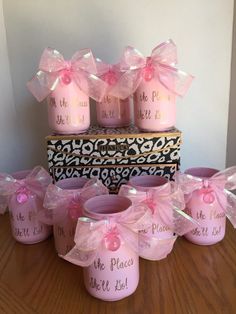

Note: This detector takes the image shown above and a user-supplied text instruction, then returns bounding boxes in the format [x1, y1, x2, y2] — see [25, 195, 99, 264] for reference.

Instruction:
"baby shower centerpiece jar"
[27, 48, 107, 134]
[175, 166, 236, 245]
[119, 175, 197, 260]
[39, 178, 108, 255]
[63, 194, 150, 301]
[0, 166, 52, 244]
[95, 58, 140, 128]
[120, 40, 193, 131]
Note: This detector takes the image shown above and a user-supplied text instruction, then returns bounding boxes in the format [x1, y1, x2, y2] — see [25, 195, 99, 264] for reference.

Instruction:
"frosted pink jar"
[83, 195, 139, 301]
[8, 170, 51, 244]
[53, 177, 89, 255]
[96, 96, 131, 127]
[184, 168, 226, 245]
[134, 77, 176, 131]
[47, 80, 90, 134]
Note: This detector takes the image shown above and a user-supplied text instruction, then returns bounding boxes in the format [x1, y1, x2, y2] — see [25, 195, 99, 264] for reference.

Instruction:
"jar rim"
[184, 167, 219, 178]
[83, 195, 132, 219]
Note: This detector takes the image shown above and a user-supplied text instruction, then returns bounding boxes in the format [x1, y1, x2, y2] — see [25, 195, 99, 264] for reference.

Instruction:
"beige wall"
[227, 5, 236, 167]
[1, 0, 234, 173]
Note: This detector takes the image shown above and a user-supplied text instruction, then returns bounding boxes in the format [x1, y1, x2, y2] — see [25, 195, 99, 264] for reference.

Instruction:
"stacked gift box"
[1, 39, 236, 302]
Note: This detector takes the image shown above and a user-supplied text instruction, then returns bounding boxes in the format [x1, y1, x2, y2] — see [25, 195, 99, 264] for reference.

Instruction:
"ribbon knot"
[104, 226, 121, 251]
[27, 48, 108, 102]
[102, 70, 118, 86]
[16, 186, 30, 204]
[175, 166, 236, 227]
[68, 199, 84, 220]
[203, 179, 209, 188]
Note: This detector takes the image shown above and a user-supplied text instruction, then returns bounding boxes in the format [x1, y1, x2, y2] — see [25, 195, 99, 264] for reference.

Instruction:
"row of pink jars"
[0, 167, 52, 244]
[27, 41, 193, 134]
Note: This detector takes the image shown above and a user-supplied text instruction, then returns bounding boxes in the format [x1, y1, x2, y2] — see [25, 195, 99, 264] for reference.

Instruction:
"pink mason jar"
[63, 195, 147, 301]
[125, 175, 176, 260]
[96, 95, 131, 127]
[27, 48, 108, 134]
[41, 178, 108, 255]
[182, 168, 226, 245]
[47, 80, 90, 134]
[134, 77, 176, 131]
[121, 40, 193, 132]
[83, 195, 139, 301]
[4, 169, 52, 244]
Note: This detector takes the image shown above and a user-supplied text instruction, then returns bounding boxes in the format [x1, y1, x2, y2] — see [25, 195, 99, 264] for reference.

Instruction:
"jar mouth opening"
[12, 170, 31, 180]
[84, 195, 132, 218]
[56, 177, 88, 191]
[129, 175, 168, 191]
[184, 167, 219, 178]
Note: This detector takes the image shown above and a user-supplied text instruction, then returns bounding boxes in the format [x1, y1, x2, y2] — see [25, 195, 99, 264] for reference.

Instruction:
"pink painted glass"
[52, 177, 89, 255]
[8, 170, 51, 244]
[64, 195, 142, 301]
[96, 96, 131, 127]
[47, 80, 90, 134]
[127, 175, 176, 259]
[134, 76, 176, 131]
[83, 196, 138, 301]
[183, 168, 226, 245]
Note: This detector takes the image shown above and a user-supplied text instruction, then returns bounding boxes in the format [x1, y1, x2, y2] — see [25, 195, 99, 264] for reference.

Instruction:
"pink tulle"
[27, 48, 108, 102]
[120, 39, 194, 97]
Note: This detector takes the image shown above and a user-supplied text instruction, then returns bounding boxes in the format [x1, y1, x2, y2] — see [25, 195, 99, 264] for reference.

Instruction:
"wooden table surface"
[0, 213, 236, 314]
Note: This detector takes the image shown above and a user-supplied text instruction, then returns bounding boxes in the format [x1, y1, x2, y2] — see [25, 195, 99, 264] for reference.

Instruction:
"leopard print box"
[46, 126, 182, 193]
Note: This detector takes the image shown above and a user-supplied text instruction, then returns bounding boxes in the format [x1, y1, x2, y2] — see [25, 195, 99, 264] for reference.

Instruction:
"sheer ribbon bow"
[95, 60, 142, 100]
[119, 182, 198, 236]
[118, 182, 198, 260]
[27, 48, 107, 102]
[0, 166, 52, 214]
[39, 179, 109, 225]
[119, 39, 194, 97]
[63, 203, 152, 266]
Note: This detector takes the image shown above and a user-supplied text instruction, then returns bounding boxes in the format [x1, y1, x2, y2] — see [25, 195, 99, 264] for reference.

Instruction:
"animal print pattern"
[47, 126, 181, 192]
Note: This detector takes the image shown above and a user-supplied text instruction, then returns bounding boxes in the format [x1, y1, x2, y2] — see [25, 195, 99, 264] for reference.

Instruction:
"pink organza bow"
[0, 166, 52, 214]
[95, 59, 142, 99]
[39, 179, 109, 225]
[175, 166, 236, 227]
[63, 203, 152, 266]
[27, 48, 107, 102]
[119, 181, 198, 236]
[119, 39, 194, 97]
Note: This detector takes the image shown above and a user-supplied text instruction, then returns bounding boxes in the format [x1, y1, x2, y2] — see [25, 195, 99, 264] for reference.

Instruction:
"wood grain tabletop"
[0, 213, 236, 314]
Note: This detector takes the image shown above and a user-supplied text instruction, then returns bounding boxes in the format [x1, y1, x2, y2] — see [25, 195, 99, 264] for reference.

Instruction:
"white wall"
[1, 0, 234, 173]
[0, 0, 19, 172]
[227, 5, 236, 167]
